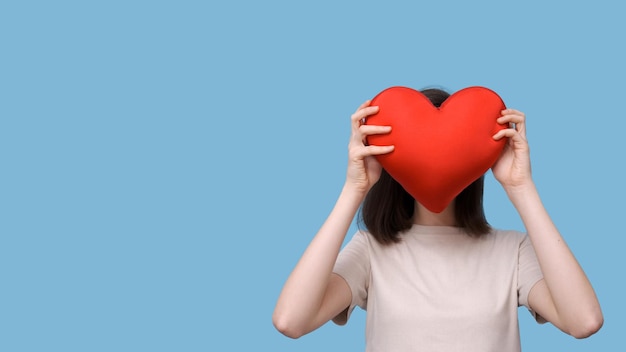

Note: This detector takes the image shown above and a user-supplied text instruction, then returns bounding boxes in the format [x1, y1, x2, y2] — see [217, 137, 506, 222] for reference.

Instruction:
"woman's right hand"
[346, 100, 394, 194]
[273, 100, 394, 339]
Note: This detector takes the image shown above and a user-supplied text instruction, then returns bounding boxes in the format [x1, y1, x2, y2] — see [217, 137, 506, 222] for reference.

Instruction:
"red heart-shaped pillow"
[366, 86, 508, 213]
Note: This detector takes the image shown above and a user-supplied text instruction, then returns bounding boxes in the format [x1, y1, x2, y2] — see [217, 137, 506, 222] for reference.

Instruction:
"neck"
[412, 201, 456, 226]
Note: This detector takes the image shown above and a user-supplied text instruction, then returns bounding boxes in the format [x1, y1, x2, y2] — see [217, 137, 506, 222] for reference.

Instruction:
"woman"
[273, 88, 603, 351]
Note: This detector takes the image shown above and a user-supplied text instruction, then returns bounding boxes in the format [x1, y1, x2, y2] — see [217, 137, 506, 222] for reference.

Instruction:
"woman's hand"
[273, 100, 394, 339]
[491, 109, 533, 192]
[491, 109, 603, 338]
[346, 100, 394, 194]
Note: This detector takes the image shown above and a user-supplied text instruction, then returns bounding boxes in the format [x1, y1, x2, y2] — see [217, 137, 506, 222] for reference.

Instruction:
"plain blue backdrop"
[1, 1, 623, 351]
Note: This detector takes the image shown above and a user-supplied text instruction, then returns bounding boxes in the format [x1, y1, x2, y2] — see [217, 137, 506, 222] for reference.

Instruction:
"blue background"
[1, 1, 623, 351]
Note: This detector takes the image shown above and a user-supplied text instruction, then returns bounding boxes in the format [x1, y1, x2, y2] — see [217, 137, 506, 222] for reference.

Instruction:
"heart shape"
[366, 86, 508, 213]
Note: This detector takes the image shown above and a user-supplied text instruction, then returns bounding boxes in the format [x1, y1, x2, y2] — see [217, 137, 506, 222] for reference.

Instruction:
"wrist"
[341, 182, 369, 202]
[504, 181, 539, 205]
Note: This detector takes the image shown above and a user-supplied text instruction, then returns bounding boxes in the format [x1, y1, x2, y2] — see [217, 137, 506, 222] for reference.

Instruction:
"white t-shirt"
[333, 225, 544, 352]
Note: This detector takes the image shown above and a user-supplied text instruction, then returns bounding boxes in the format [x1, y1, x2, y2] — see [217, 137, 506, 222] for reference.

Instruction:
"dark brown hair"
[359, 88, 491, 245]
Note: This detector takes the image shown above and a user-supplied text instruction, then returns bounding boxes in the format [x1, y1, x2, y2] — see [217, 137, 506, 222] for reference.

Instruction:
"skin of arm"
[492, 109, 603, 338]
[272, 101, 394, 338]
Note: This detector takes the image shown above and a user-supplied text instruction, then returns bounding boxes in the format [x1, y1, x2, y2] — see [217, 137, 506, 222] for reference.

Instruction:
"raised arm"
[492, 109, 603, 338]
[272, 101, 394, 338]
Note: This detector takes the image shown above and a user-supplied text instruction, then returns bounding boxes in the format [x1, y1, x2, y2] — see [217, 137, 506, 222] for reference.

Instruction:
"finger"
[359, 125, 392, 137]
[492, 128, 516, 141]
[360, 145, 395, 157]
[497, 112, 525, 125]
[492, 128, 528, 146]
[351, 124, 389, 143]
[368, 144, 395, 155]
[498, 110, 526, 137]
[359, 125, 391, 146]
[501, 108, 524, 115]
[351, 106, 379, 127]
[355, 100, 371, 112]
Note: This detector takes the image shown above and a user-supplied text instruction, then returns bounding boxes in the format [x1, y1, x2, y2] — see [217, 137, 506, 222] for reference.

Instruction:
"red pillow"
[366, 86, 508, 213]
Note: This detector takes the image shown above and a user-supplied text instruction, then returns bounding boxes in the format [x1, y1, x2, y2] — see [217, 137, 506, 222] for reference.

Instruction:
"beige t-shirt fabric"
[333, 225, 544, 352]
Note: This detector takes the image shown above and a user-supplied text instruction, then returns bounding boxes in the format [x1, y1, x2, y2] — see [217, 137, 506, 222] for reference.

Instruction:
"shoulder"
[346, 229, 377, 247]
[338, 230, 375, 259]
[490, 227, 527, 241]
[486, 227, 531, 249]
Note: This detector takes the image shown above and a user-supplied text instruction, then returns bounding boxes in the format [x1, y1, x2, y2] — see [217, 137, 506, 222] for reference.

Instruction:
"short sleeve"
[332, 231, 371, 325]
[517, 234, 546, 323]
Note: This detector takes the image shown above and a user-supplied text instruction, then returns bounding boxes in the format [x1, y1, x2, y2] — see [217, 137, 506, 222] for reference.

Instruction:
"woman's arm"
[492, 109, 603, 338]
[272, 101, 394, 338]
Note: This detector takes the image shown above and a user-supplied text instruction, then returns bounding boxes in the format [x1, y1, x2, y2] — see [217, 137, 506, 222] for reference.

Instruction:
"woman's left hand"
[491, 109, 533, 191]
[492, 109, 604, 338]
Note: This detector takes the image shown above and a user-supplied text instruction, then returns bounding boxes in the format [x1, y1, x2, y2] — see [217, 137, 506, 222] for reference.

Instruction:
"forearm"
[506, 182, 602, 331]
[273, 184, 364, 329]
